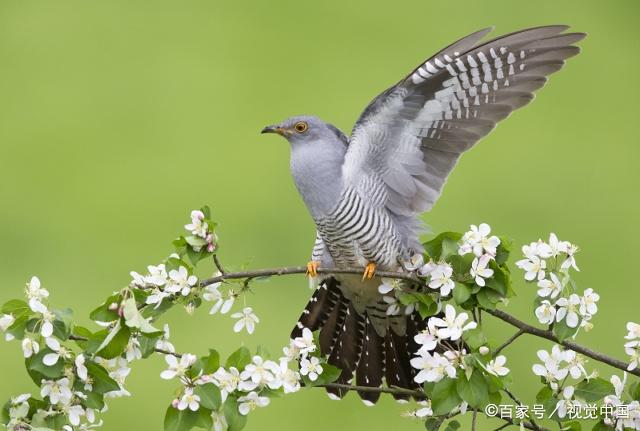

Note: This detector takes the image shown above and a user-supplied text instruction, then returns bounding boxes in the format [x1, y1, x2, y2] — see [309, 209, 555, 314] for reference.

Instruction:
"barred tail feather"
[290, 277, 428, 404]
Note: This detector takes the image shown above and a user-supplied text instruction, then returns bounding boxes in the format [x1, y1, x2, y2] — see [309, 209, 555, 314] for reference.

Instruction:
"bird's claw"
[362, 262, 377, 280]
[306, 261, 320, 278]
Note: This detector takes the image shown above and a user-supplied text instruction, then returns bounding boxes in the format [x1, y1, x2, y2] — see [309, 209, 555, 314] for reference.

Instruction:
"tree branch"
[485, 308, 638, 377]
[494, 329, 525, 355]
[197, 264, 637, 377]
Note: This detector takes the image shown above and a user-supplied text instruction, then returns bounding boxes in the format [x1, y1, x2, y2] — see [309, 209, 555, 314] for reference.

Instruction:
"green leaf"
[195, 383, 222, 410]
[485, 264, 509, 297]
[314, 363, 341, 385]
[562, 420, 582, 431]
[463, 327, 487, 351]
[223, 397, 248, 431]
[591, 420, 610, 431]
[225, 347, 251, 370]
[1, 299, 30, 317]
[89, 294, 120, 322]
[456, 370, 489, 408]
[52, 308, 73, 340]
[431, 378, 462, 416]
[495, 237, 512, 265]
[536, 386, 554, 403]
[195, 408, 213, 429]
[26, 349, 65, 379]
[83, 391, 105, 410]
[90, 323, 131, 359]
[164, 406, 198, 431]
[122, 297, 160, 333]
[202, 349, 221, 374]
[553, 319, 579, 342]
[423, 232, 462, 260]
[5, 314, 28, 340]
[628, 381, 640, 400]
[424, 417, 444, 431]
[453, 283, 471, 305]
[444, 420, 461, 431]
[575, 377, 615, 402]
[86, 361, 120, 394]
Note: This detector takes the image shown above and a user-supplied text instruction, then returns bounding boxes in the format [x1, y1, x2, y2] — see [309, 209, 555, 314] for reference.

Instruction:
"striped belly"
[315, 187, 405, 270]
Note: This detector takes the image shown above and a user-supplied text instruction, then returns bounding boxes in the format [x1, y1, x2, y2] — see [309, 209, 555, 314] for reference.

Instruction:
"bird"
[261, 25, 585, 404]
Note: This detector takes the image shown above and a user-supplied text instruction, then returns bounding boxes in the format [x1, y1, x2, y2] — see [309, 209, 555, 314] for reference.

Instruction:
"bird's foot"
[306, 261, 320, 277]
[362, 262, 377, 280]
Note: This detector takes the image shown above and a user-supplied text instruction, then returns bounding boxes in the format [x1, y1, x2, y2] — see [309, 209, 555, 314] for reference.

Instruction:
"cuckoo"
[261, 25, 584, 403]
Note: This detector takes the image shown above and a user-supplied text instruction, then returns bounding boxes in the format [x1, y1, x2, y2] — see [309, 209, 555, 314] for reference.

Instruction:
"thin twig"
[212, 254, 226, 275]
[472, 409, 477, 431]
[495, 329, 525, 355]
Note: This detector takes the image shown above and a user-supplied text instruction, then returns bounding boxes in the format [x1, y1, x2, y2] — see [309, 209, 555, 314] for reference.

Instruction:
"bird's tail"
[290, 277, 426, 404]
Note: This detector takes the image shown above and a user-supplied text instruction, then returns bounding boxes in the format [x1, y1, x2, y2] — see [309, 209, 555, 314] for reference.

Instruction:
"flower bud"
[479, 346, 490, 355]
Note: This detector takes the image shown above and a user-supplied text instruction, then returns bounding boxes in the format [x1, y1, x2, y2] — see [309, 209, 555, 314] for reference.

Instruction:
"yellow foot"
[362, 262, 377, 280]
[306, 261, 320, 277]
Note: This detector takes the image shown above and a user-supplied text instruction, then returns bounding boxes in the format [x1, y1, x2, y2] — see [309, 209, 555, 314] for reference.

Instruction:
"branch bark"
[197, 264, 637, 377]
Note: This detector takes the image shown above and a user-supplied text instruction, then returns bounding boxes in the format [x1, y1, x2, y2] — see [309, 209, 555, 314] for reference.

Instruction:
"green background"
[1, 0, 638, 429]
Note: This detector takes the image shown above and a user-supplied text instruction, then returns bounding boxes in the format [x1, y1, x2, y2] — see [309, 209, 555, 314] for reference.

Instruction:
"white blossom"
[155, 324, 175, 353]
[212, 367, 240, 401]
[165, 266, 198, 296]
[555, 386, 580, 419]
[625, 322, 640, 341]
[403, 254, 425, 271]
[239, 356, 277, 390]
[211, 411, 228, 431]
[535, 300, 556, 325]
[429, 304, 477, 341]
[485, 355, 510, 376]
[579, 288, 599, 316]
[268, 359, 301, 393]
[237, 391, 270, 416]
[160, 353, 197, 380]
[43, 337, 70, 366]
[21, 337, 39, 358]
[458, 223, 501, 257]
[427, 263, 455, 296]
[382, 294, 401, 316]
[299, 356, 323, 381]
[75, 354, 88, 381]
[8, 394, 30, 421]
[65, 403, 86, 426]
[470, 255, 494, 287]
[563, 350, 587, 379]
[411, 351, 457, 383]
[532, 346, 569, 389]
[292, 327, 317, 358]
[627, 347, 640, 372]
[516, 254, 547, 281]
[418, 260, 437, 277]
[378, 278, 402, 295]
[0, 313, 15, 333]
[556, 294, 581, 328]
[537, 272, 564, 298]
[26, 276, 49, 312]
[125, 337, 142, 362]
[185, 210, 208, 238]
[204, 282, 235, 315]
[146, 264, 168, 286]
[40, 377, 72, 405]
[177, 388, 200, 411]
[231, 307, 259, 334]
[146, 288, 170, 308]
[414, 328, 438, 353]
[560, 243, 580, 272]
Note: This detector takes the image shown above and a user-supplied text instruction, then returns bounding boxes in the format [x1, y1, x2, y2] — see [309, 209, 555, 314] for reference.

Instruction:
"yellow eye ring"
[294, 121, 308, 133]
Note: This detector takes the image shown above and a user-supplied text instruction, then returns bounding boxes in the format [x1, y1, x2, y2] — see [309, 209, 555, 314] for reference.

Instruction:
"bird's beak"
[261, 125, 286, 136]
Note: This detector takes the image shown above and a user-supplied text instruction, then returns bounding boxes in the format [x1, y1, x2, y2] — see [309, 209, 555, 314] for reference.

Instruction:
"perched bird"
[262, 26, 584, 403]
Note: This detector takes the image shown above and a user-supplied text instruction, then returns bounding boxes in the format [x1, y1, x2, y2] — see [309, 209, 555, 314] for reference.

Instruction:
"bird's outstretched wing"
[343, 26, 585, 218]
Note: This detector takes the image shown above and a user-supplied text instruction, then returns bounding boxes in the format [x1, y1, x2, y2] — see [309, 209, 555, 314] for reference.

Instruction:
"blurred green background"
[1, 0, 638, 429]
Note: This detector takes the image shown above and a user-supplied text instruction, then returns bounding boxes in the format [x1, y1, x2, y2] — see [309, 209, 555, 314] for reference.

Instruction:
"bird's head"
[261, 115, 345, 147]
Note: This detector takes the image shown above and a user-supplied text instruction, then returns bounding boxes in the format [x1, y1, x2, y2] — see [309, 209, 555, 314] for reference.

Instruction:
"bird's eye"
[294, 121, 308, 133]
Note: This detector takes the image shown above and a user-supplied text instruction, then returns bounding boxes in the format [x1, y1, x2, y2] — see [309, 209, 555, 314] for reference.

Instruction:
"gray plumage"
[263, 25, 585, 402]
